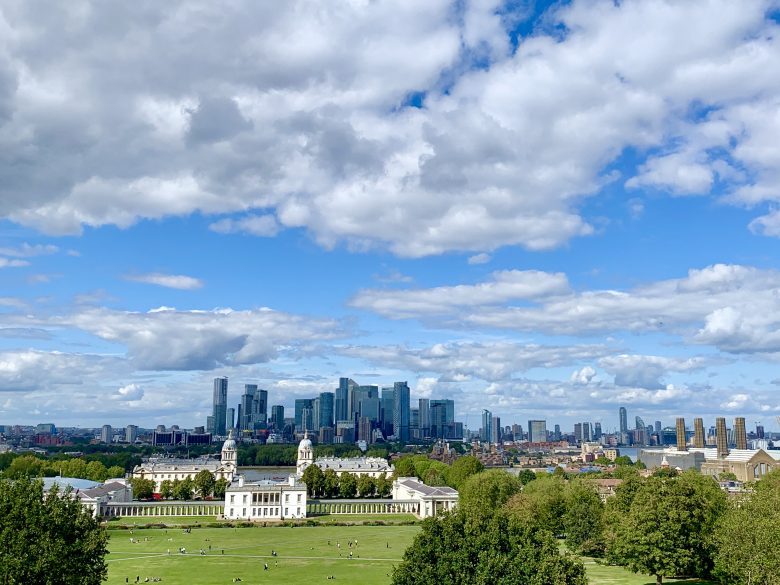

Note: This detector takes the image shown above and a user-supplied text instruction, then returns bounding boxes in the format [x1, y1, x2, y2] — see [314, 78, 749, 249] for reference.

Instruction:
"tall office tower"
[675, 417, 686, 451]
[582, 422, 591, 442]
[212, 377, 228, 436]
[593, 422, 602, 441]
[381, 387, 395, 437]
[312, 398, 320, 433]
[240, 384, 256, 431]
[227, 408, 235, 431]
[553, 424, 561, 441]
[430, 399, 455, 439]
[757, 424, 765, 439]
[693, 417, 705, 448]
[302, 406, 314, 435]
[206, 417, 214, 435]
[418, 399, 431, 438]
[482, 409, 493, 442]
[125, 424, 138, 443]
[734, 417, 747, 450]
[271, 405, 284, 430]
[101, 424, 112, 444]
[254, 389, 268, 426]
[574, 422, 583, 442]
[619, 407, 628, 434]
[336, 378, 355, 423]
[716, 417, 729, 458]
[319, 392, 335, 430]
[655, 420, 662, 434]
[410, 408, 420, 439]
[294, 398, 314, 433]
[528, 420, 547, 443]
[393, 382, 410, 441]
[491, 416, 501, 444]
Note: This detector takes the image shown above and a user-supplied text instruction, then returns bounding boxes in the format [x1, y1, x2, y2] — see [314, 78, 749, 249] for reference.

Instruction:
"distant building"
[528, 420, 547, 443]
[100, 425, 112, 444]
[211, 377, 228, 436]
[393, 382, 410, 442]
[296, 434, 393, 478]
[392, 477, 458, 518]
[224, 474, 307, 521]
[133, 430, 237, 491]
[125, 425, 138, 443]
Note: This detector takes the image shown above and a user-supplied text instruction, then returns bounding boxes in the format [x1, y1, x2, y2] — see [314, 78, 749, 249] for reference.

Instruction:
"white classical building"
[392, 477, 458, 518]
[42, 476, 133, 518]
[223, 474, 307, 521]
[132, 430, 238, 492]
[296, 434, 393, 478]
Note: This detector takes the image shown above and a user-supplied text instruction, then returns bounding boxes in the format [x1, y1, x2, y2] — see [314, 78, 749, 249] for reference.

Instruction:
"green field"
[106, 525, 716, 585]
[106, 525, 416, 585]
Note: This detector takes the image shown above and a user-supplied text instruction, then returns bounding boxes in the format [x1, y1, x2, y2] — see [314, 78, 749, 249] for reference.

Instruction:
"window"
[285, 494, 289, 502]
[285, 507, 288, 516]
[297, 494, 302, 502]
[230, 508, 234, 516]
[242, 508, 246, 516]
[230, 495, 235, 503]
[243, 494, 247, 503]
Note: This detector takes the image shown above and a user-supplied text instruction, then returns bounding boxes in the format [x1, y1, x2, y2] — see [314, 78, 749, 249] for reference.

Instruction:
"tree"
[446, 455, 484, 489]
[392, 508, 587, 585]
[459, 469, 523, 521]
[106, 465, 125, 479]
[174, 477, 194, 501]
[214, 477, 229, 500]
[1, 455, 47, 478]
[608, 471, 726, 584]
[323, 468, 340, 497]
[159, 480, 174, 500]
[563, 481, 604, 555]
[339, 473, 357, 498]
[130, 477, 155, 500]
[85, 460, 109, 482]
[302, 464, 324, 497]
[357, 474, 375, 497]
[506, 475, 567, 537]
[193, 470, 216, 499]
[375, 472, 391, 498]
[393, 456, 417, 478]
[516, 469, 537, 485]
[714, 470, 780, 584]
[0, 477, 109, 585]
[423, 465, 447, 486]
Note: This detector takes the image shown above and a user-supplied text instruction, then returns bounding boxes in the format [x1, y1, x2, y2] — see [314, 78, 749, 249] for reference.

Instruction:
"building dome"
[222, 428, 237, 452]
[298, 435, 313, 451]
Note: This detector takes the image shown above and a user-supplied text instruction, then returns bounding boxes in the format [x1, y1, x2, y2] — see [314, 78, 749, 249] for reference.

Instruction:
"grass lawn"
[583, 558, 715, 585]
[106, 525, 418, 585]
[306, 514, 418, 524]
[107, 516, 219, 527]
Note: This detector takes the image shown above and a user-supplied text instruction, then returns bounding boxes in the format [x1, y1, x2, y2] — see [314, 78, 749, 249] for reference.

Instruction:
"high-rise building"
[336, 378, 355, 423]
[430, 399, 455, 439]
[295, 398, 314, 433]
[227, 408, 235, 431]
[675, 417, 686, 451]
[716, 417, 729, 458]
[254, 389, 268, 426]
[212, 377, 228, 436]
[528, 420, 547, 443]
[418, 398, 430, 438]
[240, 384, 256, 432]
[100, 424, 112, 444]
[693, 417, 705, 448]
[734, 417, 747, 450]
[582, 422, 591, 442]
[491, 416, 501, 444]
[381, 387, 395, 437]
[619, 407, 628, 434]
[393, 381, 410, 441]
[410, 408, 420, 439]
[757, 424, 765, 439]
[271, 405, 285, 430]
[574, 422, 583, 442]
[125, 424, 138, 443]
[482, 409, 492, 443]
[319, 392, 335, 430]
[553, 424, 561, 441]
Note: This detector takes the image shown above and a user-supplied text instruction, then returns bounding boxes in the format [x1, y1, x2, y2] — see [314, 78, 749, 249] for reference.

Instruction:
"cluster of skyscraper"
[206, 376, 462, 444]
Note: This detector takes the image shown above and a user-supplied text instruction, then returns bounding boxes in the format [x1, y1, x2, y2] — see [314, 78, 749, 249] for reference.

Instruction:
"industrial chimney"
[734, 417, 747, 450]
[716, 417, 729, 458]
[693, 417, 705, 449]
[675, 417, 686, 451]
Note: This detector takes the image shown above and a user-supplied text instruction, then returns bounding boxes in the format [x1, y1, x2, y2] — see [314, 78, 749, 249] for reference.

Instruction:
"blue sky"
[3, 0, 780, 434]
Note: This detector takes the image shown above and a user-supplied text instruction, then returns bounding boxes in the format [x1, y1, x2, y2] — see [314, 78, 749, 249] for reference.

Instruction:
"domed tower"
[221, 429, 237, 477]
[297, 433, 314, 476]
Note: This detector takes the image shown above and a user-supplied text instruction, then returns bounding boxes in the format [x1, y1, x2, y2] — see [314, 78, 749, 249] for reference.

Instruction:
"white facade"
[296, 435, 393, 478]
[392, 477, 458, 518]
[223, 474, 307, 521]
[132, 430, 238, 491]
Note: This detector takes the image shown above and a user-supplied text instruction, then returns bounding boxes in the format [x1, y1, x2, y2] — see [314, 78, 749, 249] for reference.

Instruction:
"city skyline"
[3, 2, 780, 428]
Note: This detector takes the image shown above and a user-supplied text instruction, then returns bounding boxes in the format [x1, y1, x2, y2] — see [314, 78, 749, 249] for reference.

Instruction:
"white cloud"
[208, 214, 280, 237]
[598, 354, 715, 390]
[467, 253, 491, 265]
[351, 269, 570, 318]
[124, 273, 204, 290]
[0, 258, 29, 268]
[112, 383, 144, 402]
[570, 366, 597, 385]
[0, 243, 58, 257]
[1, 2, 778, 253]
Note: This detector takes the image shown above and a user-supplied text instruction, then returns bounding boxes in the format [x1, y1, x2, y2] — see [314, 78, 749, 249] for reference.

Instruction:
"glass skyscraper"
[212, 377, 228, 436]
[393, 381, 410, 442]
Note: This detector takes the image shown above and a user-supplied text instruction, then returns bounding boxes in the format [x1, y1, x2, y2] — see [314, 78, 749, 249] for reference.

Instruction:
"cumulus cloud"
[0, 2, 778, 253]
[208, 214, 280, 237]
[0, 258, 29, 268]
[467, 253, 491, 265]
[124, 272, 204, 290]
[570, 366, 597, 385]
[0, 350, 128, 393]
[112, 383, 144, 402]
[0, 243, 58, 257]
[351, 270, 570, 318]
[598, 354, 715, 390]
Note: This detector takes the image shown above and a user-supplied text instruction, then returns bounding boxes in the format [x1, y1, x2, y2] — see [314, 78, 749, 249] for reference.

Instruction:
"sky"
[3, 0, 780, 433]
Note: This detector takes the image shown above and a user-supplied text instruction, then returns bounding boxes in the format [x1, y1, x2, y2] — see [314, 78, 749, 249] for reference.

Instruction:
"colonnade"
[307, 499, 419, 516]
[105, 501, 223, 518]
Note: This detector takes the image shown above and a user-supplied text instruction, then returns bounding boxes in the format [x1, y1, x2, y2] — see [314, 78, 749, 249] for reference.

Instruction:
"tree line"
[393, 464, 780, 585]
[300, 466, 393, 498]
[128, 470, 228, 501]
[0, 454, 126, 482]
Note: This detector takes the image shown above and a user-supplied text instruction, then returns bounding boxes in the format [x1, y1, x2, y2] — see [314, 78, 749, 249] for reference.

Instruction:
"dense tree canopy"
[0, 477, 109, 585]
[392, 508, 587, 585]
[458, 469, 523, 521]
[714, 470, 780, 584]
[607, 471, 726, 584]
